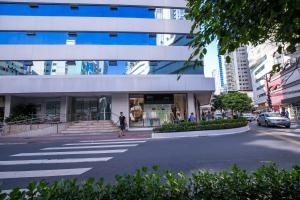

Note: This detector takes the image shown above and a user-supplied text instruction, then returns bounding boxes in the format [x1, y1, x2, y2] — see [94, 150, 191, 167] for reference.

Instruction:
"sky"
[203, 40, 219, 77]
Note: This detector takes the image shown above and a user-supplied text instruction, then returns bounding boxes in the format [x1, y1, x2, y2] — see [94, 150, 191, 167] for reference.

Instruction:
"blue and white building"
[0, 0, 214, 128]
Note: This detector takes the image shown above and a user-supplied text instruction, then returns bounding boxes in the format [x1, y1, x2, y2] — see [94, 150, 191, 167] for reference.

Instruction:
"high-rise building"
[0, 0, 214, 128]
[222, 46, 253, 92]
[211, 69, 221, 95]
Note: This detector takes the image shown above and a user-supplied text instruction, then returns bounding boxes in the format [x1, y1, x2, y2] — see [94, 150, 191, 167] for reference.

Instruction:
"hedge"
[1, 164, 300, 200]
[153, 118, 248, 133]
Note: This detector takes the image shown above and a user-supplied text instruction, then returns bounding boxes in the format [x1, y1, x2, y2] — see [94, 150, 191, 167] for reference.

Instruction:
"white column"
[111, 93, 129, 125]
[60, 96, 67, 122]
[187, 93, 196, 117]
[4, 95, 11, 119]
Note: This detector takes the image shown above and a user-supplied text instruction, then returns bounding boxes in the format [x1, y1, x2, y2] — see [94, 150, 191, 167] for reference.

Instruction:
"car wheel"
[257, 121, 261, 126]
[265, 121, 269, 127]
[286, 125, 291, 128]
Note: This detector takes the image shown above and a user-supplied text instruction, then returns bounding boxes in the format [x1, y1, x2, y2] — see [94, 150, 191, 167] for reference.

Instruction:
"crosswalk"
[0, 138, 147, 188]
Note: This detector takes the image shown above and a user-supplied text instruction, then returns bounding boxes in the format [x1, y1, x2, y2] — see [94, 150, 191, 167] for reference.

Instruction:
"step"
[64, 128, 120, 132]
[61, 130, 119, 134]
[70, 124, 115, 128]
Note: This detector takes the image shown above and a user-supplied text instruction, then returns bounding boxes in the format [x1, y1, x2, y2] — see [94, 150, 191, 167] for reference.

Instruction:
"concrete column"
[60, 96, 67, 122]
[187, 93, 196, 118]
[111, 93, 129, 125]
[4, 95, 11, 119]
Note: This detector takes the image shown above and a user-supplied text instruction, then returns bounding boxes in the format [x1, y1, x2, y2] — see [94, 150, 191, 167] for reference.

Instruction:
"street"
[1, 123, 300, 191]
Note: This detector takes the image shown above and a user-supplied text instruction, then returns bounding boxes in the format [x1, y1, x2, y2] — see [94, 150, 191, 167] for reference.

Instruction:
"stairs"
[61, 120, 120, 134]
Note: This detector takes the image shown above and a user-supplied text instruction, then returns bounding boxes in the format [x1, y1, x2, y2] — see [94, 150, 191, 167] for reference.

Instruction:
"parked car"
[214, 113, 223, 120]
[241, 113, 256, 122]
[257, 112, 291, 128]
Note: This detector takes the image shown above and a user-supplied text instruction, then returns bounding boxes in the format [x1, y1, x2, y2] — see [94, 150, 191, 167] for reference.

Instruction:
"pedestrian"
[207, 111, 212, 121]
[175, 113, 181, 124]
[285, 110, 289, 118]
[118, 112, 127, 137]
[188, 112, 196, 122]
[169, 112, 175, 124]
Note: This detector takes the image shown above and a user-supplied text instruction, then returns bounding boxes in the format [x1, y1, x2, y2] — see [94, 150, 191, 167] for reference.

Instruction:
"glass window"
[0, 4, 186, 20]
[0, 32, 191, 46]
[129, 94, 187, 127]
[0, 61, 204, 76]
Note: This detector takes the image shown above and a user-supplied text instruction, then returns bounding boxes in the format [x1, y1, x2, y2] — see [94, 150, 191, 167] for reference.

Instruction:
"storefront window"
[129, 94, 187, 127]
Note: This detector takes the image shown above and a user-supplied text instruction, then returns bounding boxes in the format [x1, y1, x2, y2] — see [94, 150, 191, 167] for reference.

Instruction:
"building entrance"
[71, 96, 111, 121]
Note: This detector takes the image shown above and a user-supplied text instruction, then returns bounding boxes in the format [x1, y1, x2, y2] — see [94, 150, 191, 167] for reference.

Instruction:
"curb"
[151, 125, 250, 139]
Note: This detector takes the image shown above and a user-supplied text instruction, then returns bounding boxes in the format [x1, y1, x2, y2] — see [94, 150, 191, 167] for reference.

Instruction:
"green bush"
[1, 164, 299, 200]
[153, 118, 247, 133]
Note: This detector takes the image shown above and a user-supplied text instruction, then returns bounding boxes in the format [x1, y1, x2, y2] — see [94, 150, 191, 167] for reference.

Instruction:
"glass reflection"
[0, 32, 191, 46]
[129, 94, 187, 127]
[0, 61, 203, 76]
[0, 4, 185, 20]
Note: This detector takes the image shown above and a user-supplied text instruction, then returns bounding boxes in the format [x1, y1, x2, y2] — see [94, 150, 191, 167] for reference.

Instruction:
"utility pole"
[265, 74, 272, 111]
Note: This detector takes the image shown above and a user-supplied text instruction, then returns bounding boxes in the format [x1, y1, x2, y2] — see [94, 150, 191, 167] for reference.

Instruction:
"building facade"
[0, 0, 214, 128]
[247, 42, 298, 116]
[222, 46, 253, 93]
[268, 45, 300, 119]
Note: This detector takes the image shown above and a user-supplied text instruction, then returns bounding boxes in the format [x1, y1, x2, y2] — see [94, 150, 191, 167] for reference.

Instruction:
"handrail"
[5, 112, 121, 125]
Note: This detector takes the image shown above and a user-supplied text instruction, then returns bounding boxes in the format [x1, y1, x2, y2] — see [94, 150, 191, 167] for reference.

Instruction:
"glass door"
[71, 97, 111, 121]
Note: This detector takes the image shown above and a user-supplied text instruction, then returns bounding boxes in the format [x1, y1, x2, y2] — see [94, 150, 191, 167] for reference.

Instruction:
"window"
[255, 65, 265, 75]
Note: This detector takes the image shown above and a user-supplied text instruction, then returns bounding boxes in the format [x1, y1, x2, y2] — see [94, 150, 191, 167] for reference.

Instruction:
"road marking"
[262, 132, 300, 146]
[11, 149, 127, 157]
[80, 138, 150, 142]
[0, 157, 113, 165]
[64, 141, 146, 146]
[41, 144, 137, 150]
[0, 143, 27, 145]
[0, 168, 91, 179]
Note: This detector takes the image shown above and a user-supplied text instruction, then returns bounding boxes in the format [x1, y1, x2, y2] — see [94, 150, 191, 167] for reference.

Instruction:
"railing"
[1, 112, 121, 135]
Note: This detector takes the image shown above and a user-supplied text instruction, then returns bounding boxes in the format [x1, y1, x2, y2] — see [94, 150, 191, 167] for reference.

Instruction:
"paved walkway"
[0, 131, 152, 144]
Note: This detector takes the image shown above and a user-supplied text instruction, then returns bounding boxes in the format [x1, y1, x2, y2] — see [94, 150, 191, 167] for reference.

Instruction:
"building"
[222, 46, 253, 93]
[268, 45, 300, 119]
[247, 41, 300, 119]
[0, 0, 214, 129]
[211, 69, 221, 95]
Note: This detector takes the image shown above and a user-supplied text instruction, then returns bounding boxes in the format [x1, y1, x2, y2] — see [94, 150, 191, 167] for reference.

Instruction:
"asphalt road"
[1, 123, 300, 191]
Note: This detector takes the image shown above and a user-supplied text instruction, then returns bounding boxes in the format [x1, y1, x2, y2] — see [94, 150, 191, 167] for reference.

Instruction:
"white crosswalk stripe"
[0, 168, 92, 179]
[11, 149, 127, 157]
[0, 157, 113, 165]
[80, 138, 150, 142]
[64, 140, 146, 146]
[0, 138, 147, 190]
[41, 144, 137, 150]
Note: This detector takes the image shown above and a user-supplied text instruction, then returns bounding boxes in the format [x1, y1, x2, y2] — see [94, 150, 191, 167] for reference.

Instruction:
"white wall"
[0, 16, 191, 34]
[111, 93, 129, 125]
[0, 75, 215, 94]
[0, 45, 193, 61]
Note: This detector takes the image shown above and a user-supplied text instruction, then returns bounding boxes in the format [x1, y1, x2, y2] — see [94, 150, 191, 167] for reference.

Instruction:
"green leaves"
[1, 164, 299, 200]
[186, 0, 300, 63]
[153, 118, 248, 133]
[221, 92, 252, 113]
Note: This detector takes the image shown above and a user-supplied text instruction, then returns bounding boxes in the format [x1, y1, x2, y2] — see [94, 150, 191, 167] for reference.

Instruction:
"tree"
[211, 94, 224, 111]
[222, 92, 252, 113]
[186, 0, 300, 63]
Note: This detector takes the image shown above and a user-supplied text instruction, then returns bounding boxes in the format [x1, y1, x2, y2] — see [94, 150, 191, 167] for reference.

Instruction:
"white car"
[241, 113, 257, 122]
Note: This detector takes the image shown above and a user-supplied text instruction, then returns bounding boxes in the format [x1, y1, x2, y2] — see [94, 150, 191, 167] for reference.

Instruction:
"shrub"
[153, 118, 247, 133]
[1, 164, 299, 200]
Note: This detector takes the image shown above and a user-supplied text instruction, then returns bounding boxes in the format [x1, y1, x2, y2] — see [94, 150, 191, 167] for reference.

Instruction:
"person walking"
[188, 112, 196, 122]
[118, 112, 126, 137]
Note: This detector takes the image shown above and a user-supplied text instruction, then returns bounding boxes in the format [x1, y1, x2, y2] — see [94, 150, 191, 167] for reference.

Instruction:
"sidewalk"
[0, 131, 152, 144]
